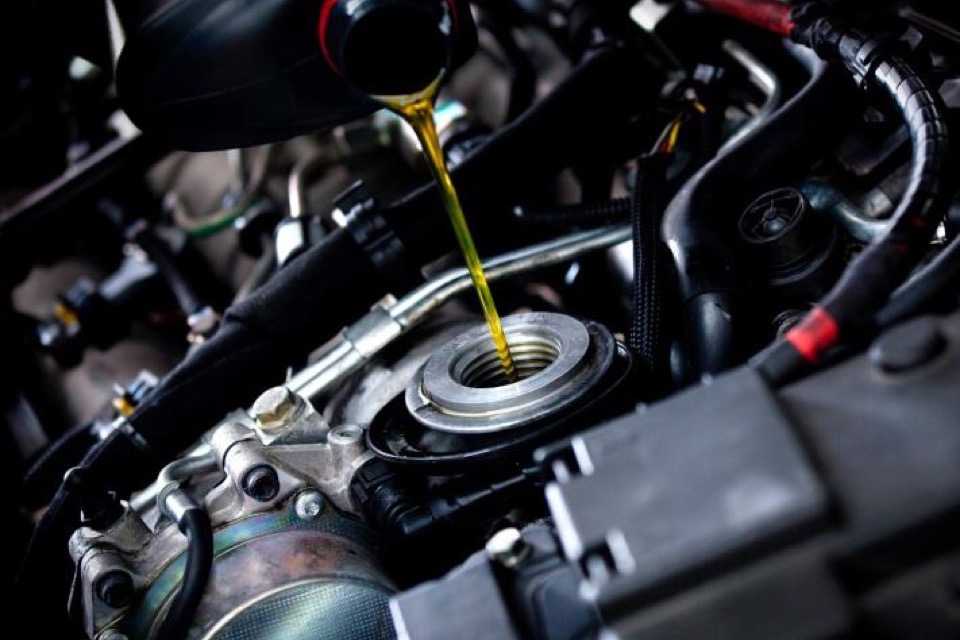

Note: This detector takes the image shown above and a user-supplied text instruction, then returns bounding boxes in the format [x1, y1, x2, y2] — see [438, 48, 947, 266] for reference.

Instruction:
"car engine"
[4, 0, 960, 638]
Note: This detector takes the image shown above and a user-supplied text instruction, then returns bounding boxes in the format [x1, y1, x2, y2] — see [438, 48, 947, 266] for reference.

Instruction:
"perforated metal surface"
[207, 579, 395, 640]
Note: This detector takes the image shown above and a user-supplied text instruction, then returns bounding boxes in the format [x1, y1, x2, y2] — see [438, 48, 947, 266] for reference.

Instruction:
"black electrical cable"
[629, 153, 671, 387]
[512, 198, 630, 227]
[21, 421, 96, 508]
[876, 239, 960, 328]
[15, 439, 127, 637]
[154, 502, 214, 640]
[755, 8, 953, 385]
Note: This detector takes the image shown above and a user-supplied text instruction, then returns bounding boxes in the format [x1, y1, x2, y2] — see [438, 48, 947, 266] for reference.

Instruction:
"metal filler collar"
[405, 312, 608, 434]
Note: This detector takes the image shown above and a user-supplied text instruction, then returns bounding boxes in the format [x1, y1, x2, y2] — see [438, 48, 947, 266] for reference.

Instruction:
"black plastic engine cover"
[114, 0, 475, 151]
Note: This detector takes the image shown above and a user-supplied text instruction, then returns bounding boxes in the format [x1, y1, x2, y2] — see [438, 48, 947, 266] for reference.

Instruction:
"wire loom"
[758, 4, 953, 384]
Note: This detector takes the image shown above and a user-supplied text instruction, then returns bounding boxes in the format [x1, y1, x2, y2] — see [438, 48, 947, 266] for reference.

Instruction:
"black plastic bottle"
[115, 0, 477, 150]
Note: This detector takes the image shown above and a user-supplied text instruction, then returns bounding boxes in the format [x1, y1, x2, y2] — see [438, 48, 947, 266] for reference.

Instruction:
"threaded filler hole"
[457, 334, 561, 388]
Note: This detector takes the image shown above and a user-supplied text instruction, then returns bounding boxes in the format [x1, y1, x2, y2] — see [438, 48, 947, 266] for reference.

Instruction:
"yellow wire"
[659, 100, 708, 154]
[663, 118, 683, 153]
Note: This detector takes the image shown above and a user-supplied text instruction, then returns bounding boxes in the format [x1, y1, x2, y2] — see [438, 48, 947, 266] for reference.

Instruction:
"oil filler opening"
[455, 330, 562, 388]
[407, 312, 615, 434]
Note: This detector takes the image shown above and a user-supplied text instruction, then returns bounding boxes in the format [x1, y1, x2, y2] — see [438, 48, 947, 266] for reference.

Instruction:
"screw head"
[295, 490, 325, 521]
[252, 387, 303, 431]
[95, 570, 135, 608]
[486, 527, 529, 569]
[242, 465, 280, 502]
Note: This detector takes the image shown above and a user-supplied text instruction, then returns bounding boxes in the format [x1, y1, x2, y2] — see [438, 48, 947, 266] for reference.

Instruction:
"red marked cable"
[688, 0, 795, 37]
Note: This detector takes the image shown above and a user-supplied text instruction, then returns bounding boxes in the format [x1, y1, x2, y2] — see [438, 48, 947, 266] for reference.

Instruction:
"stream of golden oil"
[379, 79, 517, 382]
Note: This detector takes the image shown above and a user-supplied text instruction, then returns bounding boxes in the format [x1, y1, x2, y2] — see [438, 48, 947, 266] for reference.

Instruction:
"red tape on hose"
[785, 307, 840, 363]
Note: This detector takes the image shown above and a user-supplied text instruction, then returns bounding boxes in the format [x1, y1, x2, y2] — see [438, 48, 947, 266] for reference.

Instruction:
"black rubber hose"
[154, 503, 214, 640]
[629, 154, 670, 385]
[15, 442, 118, 637]
[125, 229, 381, 479]
[21, 421, 96, 508]
[876, 239, 960, 328]
[662, 47, 853, 378]
[131, 226, 207, 315]
[808, 30, 952, 328]
[512, 198, 631, 227]
[756, 12, 953, 385]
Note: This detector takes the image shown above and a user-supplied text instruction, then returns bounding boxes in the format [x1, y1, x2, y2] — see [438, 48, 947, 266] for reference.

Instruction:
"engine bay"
[4, 1, 960, 638]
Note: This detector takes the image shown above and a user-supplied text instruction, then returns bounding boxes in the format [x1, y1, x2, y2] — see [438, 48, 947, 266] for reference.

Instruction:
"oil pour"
[378, 77, 517, 383]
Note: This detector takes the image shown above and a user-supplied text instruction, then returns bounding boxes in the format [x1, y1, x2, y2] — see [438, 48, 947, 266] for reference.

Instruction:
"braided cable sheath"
[512, 198, 630, 227]
[629, 154, 670, 383]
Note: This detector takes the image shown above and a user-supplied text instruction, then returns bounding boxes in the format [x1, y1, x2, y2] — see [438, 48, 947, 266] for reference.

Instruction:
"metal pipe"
[721, 40, 783, 150]
[801, 179, 892, 243]
[287, 155, 329, 219]
[129, 447, 217, 514]
[288, 224, 632, 399]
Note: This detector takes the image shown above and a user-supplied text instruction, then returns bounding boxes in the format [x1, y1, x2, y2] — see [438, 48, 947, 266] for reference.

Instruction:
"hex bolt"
[94, 570, 135, 608]
[242, 465, 280, 502]
[295, 490, 325, 521]
[252, 386, 304, 431]
[485, 527, 530, 569]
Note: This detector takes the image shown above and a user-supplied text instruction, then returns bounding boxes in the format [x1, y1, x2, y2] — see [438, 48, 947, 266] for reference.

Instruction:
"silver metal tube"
[287, 156, 329, 219]
[289, 224, 632, 400]
[801, 180, 892, 243]
[156, 449, 218, 519]
[130, 447, 217, 514]
[157, 449, 219, 489]
[721, 40, 782, 150]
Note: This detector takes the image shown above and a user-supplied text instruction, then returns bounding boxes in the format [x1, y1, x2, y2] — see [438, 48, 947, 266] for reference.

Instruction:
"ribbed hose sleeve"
[757, 13, 953, 385]
[513, 198, 631, 227]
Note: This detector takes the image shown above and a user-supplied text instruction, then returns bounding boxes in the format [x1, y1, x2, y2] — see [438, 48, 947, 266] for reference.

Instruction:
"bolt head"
[295, 490, 325, 520]
[486, 527, 529, 568]
[242, 465, 280, 502]
[95, 570, 135, 608]
[252, 386, 303, 431]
